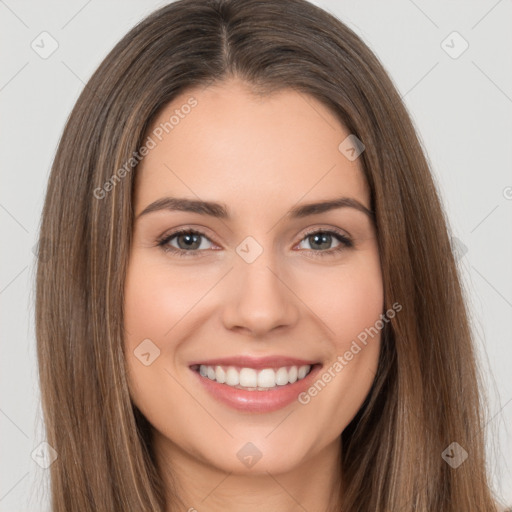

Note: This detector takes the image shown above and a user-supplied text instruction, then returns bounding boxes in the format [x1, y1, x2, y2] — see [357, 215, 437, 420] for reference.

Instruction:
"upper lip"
[189, 355, 319, 370]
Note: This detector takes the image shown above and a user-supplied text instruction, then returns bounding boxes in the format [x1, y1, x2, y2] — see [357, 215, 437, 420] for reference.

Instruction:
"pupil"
[179, 233, 200, 250]
[311, 233, 331, 250]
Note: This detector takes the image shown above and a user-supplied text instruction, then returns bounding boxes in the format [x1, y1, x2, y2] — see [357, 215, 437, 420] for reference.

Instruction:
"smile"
[192, 364, 313, 390]
[189, 356, 322, 413]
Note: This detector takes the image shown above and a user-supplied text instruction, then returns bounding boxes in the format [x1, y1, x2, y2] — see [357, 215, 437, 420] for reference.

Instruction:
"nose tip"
[221, 261, 300, 338]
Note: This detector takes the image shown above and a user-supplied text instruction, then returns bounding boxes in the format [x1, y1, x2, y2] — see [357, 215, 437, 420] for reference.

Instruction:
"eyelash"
[156, 227, 353, 259]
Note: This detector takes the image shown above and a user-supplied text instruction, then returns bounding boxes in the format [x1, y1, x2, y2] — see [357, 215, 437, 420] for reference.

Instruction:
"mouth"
[190, 363, 314, 390]
[189, 356, 322, 413]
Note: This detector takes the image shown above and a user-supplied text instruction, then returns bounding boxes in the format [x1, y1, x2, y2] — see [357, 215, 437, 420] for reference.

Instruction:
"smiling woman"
[124, 83, 384, 496]
[34, 0, 504, 511]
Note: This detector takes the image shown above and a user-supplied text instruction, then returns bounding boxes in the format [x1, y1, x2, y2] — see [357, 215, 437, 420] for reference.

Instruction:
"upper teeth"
[198, 364, 312, 389]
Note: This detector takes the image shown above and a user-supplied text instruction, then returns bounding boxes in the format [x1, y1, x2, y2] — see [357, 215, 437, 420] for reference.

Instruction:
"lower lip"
[191, 365, 322, 413]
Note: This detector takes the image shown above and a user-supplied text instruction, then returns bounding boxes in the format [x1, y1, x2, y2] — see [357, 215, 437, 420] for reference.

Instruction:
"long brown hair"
[35, 0, 500, 510]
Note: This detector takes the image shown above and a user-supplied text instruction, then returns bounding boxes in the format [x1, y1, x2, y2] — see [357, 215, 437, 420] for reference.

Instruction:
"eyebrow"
[136, 196, 374, 221]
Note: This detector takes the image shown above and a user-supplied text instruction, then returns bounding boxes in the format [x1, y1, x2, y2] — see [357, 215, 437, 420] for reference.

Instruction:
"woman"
[35, 0, 506, 510]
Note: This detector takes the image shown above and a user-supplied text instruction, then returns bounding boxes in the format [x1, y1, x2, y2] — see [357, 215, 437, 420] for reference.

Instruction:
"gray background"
[1, 0, 511, 509]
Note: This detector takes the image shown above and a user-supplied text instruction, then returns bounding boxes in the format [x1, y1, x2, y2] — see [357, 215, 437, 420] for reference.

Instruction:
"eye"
[296, 228, 353, 258]
[157, 229, 215, 257]
[156, 227, 353, 258]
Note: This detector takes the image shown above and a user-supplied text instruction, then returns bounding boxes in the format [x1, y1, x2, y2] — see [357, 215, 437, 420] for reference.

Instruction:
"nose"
[221, 254, 300, 338]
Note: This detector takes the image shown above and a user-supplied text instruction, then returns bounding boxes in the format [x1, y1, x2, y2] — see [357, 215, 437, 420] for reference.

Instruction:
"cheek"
[122, 252, 228, 418]
[293, 250, 383, 419]
[333, 259, 383, 384]
[123, 255, 181, 382]
[123, 256, 194, 431]
[303, 251, 384, 347]
[333, 273, 383, 346]
[123, 254, 215, 350]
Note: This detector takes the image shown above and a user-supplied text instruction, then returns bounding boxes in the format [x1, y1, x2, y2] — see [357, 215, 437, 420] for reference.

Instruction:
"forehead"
[134, 79, 369, 214]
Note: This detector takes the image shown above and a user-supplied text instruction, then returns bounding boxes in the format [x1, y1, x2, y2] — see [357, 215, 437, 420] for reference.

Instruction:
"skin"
[124, 78, 383, 512]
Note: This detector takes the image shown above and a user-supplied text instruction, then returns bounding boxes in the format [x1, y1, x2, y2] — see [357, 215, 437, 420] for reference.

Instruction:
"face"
[124, 78, 383, 476]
